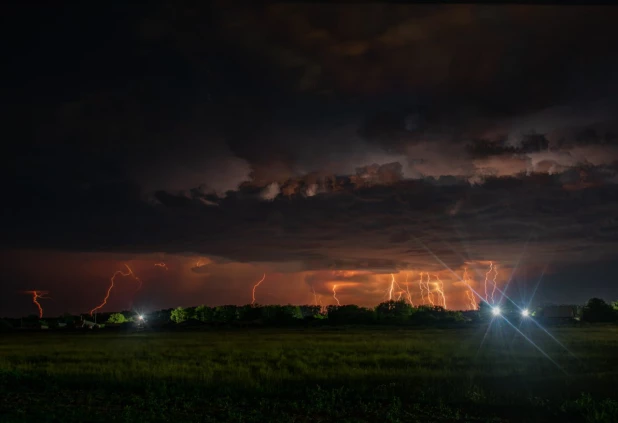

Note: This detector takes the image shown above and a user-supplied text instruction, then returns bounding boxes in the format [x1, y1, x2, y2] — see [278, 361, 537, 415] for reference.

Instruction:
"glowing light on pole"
[251, 273, 266, 305]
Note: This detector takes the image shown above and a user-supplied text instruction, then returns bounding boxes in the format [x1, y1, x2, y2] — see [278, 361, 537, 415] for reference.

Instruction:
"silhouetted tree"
[327, 305, 375, 325]
[375, 300, 413, 324]
[260, 305, 302, 325]
[194, 305, 214, 322]
[478, 301, 494, 319]
[106, 313, 127, 324]
[170, 307, 189, 323]
[213, 305, 238, 323]
[238, 304, 262, 322]
[299, 305, 322, 318]
[582, 298, 615, 323]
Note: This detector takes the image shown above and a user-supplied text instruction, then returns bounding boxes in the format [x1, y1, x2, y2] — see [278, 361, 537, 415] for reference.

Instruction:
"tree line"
[1, 297, 617, 331]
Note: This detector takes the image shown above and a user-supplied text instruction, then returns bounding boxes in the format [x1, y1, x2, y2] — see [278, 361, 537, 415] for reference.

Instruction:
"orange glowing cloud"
[4, 250, 514, 316]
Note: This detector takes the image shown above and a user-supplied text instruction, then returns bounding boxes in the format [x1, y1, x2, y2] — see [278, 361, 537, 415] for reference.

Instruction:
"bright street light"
[491, 307, 501, 316]
[521, 309, 530, 317]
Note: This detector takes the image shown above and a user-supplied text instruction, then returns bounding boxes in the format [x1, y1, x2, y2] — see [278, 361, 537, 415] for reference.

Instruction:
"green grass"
[1, 324, 618, 422]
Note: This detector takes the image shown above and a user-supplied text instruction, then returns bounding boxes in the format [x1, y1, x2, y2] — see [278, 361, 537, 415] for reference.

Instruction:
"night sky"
[3, 3, 618, 317]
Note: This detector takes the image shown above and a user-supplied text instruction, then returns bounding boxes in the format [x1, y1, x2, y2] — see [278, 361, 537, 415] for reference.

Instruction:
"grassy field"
[1, 324, 618, 423]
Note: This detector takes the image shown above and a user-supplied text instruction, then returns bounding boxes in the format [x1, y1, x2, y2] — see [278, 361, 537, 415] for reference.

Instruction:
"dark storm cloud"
[4, 3, 618, 285]
[137, 3, 618, 189]
[9, 3, 618, 196]
[5, 173, 618, 275]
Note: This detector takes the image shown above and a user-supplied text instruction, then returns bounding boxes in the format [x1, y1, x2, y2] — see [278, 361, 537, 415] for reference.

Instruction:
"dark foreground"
[1, 324, 617, 423]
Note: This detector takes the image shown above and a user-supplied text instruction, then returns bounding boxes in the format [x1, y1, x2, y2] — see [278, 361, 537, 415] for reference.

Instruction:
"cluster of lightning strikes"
[251, 273, 266, 305]
[419, 272, 435, 306]
[418, 272, 427, 304]
[484, 261, 499, 304]
[23, 291, 51, 318]
[463, 267, 477, 310]
[413, 272, 447, 308]
[311, 286, 323, 307]
[332, 284, 341, 305]
[90, 264, 141, 316]
[386, 273, 414, 305]
[432, 274, 447, 309]
[154, 262, 168, 271]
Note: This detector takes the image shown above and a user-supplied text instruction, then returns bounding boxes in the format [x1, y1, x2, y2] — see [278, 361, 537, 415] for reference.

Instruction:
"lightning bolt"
[491, 263, 499, 304]
[404, 272, 414, 306]
[463, 267, 477, 310]
[417, 272, 434, 306]
[484, 262, 494, 303]
[424, 273, 435, 306]
[389, 274, 408, 304]
[419, 272, 427, 304]
[432, 274, 447, 309]
[154, 262, 168, 271]
[388, 273, 395, 301]
[312, 285, 324, 307]
[466, 290, 476, 310]
[251, 273, 266, 305]
[23, 291, 51, 318]
[90, 264, 138, 316]
[332, 284, 341, 306]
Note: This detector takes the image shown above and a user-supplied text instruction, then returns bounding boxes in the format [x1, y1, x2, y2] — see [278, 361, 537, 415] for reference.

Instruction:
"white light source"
[491, 307, 501, 316]
[521, 309, 530, 317]
[138, 315, 144, 320]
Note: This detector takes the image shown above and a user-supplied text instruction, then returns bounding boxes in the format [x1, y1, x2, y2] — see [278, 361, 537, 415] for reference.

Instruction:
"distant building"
[80, 316, 101, 329]
[539, 305, 576, 322]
